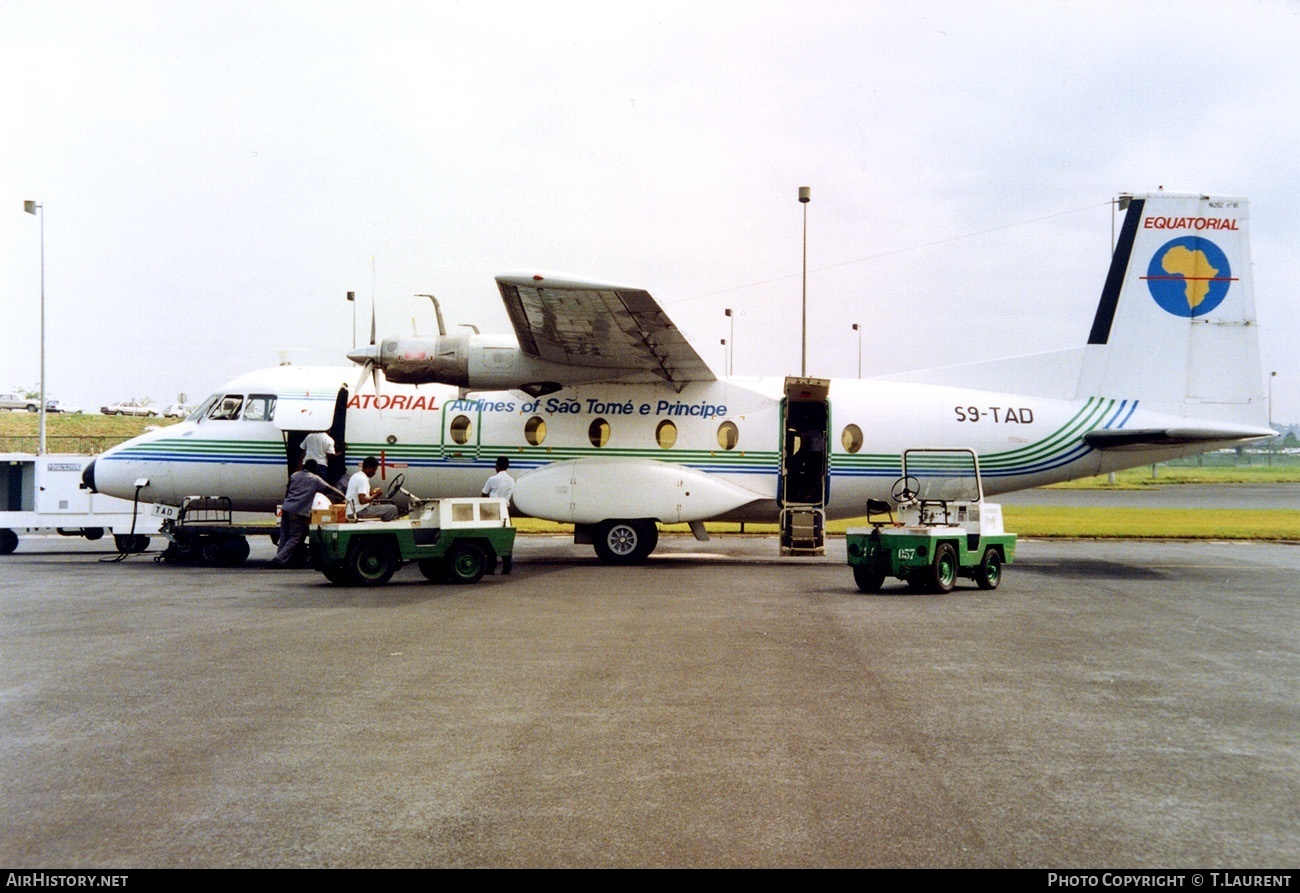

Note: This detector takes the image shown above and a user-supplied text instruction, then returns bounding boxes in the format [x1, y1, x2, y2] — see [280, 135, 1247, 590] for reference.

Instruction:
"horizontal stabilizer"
[1084, 425, 1275, 451]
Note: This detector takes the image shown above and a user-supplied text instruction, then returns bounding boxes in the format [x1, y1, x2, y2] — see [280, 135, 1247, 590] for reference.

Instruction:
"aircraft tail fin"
[1076, 192, 1271, 433]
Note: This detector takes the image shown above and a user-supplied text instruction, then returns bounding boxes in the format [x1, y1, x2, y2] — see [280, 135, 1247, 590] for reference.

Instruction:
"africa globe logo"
[1145, 237, 1232, 318]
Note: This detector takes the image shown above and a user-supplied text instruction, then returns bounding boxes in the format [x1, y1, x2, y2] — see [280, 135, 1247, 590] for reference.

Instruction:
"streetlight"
[852, 323, 862, 378]
[1269, 370, 1277, 427]
[724, 308, 734, 377]
[799, 186, 810, 377]
[347, 291, 356, 350]
[23, 200, 45, 455]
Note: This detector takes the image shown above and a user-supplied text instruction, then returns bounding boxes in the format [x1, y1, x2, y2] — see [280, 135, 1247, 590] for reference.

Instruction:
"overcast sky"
[3, 0, 1298, 422]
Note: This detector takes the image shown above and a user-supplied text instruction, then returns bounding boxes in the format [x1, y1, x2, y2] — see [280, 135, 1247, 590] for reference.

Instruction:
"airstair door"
[778, 376, 830, 555]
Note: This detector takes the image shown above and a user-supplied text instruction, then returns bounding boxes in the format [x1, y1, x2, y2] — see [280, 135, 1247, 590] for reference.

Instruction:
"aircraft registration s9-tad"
[84, 192, 1274, 562]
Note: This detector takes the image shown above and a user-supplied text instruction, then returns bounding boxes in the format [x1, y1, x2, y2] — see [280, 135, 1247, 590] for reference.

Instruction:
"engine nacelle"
[366, 333, 613, 396]
[356, 330, 629, 397]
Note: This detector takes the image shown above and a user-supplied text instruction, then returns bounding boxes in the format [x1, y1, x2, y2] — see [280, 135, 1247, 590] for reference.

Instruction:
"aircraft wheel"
[853, 565, 885, 593]
[0, 529, 18, 555]
[928, 543, 957, 594]
[346, 539, 399, 586]
[446, 543, 487, 584]
[418, 558, 449, 583]
[974, 548, 1002, 591]
[114, 534, 150, 553]
[593, 520, 658, 565]
[83, 527, 105, 541]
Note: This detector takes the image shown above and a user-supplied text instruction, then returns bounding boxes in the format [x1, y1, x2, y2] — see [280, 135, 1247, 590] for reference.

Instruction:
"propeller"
[347, 294, 382, 396]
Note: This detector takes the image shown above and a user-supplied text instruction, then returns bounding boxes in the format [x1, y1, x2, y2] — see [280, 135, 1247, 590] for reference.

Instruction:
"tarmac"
[1, 533, 1297, 867]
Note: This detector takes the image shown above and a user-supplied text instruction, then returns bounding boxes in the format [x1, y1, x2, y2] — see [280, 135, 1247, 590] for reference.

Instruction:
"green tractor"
[311, 496, 516, 587]
[846, 449, 1016, 594]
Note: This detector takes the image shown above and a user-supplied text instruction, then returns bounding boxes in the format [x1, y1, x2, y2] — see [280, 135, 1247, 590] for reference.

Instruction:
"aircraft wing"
[496, 271, 716, 388]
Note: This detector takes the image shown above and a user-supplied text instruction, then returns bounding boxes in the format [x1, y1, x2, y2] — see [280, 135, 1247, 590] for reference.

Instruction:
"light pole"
[347, 291, 356, 349]
[799, 186, 810, 377]
[1269, 370, 1277, 427]
[852, 323, 862, 378]
[724, 308, 734, 377]
[23, 200, 45, 455]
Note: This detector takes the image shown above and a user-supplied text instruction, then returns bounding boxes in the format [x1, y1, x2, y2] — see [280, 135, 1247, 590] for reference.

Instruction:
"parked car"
[100, 400, 158, 417]
[1, 392, 40, 412]
[45, 400, 81, 414]
[162, 403, 196, 418]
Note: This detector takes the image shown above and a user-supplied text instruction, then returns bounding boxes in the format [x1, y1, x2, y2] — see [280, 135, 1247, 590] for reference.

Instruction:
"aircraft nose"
[81, 459, 97, 493]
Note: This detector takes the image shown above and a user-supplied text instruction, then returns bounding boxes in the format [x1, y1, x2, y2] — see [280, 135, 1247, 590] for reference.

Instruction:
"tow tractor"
[845, 448, 1016, 594]
[309, 481, 516, 587]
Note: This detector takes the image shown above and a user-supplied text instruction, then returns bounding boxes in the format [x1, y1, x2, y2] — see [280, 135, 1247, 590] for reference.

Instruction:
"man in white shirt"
[346, 456, 398, 521]
[301, 431, 340, 484]
[482, 457, 515, 501]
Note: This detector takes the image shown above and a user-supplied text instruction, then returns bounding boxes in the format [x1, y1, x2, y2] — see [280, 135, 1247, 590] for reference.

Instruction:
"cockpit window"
[243, 395, 276, 422]
[188, 394, 219, 422]
[208, 395, 244, 421]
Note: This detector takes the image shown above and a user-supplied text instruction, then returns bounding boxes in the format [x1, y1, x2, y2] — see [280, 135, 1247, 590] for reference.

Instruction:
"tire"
[25, 404, 37, 412]
[222, 537, 251, 567]
[199, 540, 226, 564]
[974, 548, 1002, 591]
[322, 564, 350, 585]
[927, 543, 958, 594]
[0, 529, 18, 555]
[853, 564, 885, 593]
[114, 534, 149, 553]
[446, 542, 487, 584]
[593, 519, 658, 564]
[346, 538, 399, 586]
[418, 558, 449, 583]
[83, 527, 105, 541]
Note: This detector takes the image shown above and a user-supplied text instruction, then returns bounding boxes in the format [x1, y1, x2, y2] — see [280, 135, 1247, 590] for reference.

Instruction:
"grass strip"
[513, 508, 1300, 540]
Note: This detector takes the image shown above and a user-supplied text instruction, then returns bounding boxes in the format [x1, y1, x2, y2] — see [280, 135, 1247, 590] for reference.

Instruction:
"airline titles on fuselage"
[346, 391, 730, 420]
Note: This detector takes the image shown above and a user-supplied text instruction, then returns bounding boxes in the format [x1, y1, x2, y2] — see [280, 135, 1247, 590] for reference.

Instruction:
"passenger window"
[208, 395, 244, 421]
[450, 414, 472, 445]
[243, 395, 276, 422]
[588, 418, 610, 448]
[655, 419, 677, 449]
[841, 424, 864, 454]
[717, 421, 739, 450]
[525, 416, 547, 446]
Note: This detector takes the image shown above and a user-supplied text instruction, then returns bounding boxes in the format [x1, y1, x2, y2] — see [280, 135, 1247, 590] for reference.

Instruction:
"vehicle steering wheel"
[385, 473, 406, 499]
[891, 475, 921, 504]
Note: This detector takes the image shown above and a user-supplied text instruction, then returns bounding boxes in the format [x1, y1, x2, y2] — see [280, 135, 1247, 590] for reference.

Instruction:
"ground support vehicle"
[0, 452, 160, 554]
[846, 449, 1016, 594]
[310, 497, 516, 587]
[156, 496, 273, 566]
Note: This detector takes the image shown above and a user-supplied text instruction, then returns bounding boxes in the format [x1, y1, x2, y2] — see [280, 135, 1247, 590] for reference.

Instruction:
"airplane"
[83, 192, 1275, 563]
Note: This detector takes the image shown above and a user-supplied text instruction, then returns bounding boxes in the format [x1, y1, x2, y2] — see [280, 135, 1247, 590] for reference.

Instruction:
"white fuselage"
[87, 364, 1230, 520]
